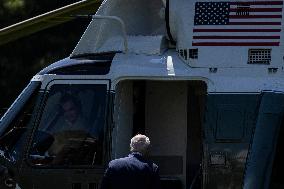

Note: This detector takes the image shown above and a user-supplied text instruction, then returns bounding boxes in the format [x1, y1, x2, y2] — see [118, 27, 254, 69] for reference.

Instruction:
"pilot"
[30, 93, 102, 165]
[51, 94, 89, 133]
[46, 94, 97, 164]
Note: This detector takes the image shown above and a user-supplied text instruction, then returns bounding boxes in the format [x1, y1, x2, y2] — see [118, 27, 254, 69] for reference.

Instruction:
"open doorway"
[113, 80, 207, 189]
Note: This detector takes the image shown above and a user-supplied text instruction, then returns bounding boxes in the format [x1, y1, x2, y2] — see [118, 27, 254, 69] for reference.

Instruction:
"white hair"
[130, 134, 151, 155]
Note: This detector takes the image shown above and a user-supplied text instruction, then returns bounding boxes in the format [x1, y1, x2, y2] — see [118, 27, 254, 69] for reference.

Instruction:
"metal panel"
[215, 105, 245, 141]
[150, 156, 183, 175]
[243, 92, 284, 189]
[203, 94, 260, 189]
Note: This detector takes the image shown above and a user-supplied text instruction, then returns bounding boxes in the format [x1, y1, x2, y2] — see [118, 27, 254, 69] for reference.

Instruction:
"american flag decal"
[193, 1, 283, 46]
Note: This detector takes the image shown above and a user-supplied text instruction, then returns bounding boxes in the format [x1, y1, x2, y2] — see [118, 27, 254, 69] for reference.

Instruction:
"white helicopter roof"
[72, 0, 284, 69]
[72, 0, 167, 56]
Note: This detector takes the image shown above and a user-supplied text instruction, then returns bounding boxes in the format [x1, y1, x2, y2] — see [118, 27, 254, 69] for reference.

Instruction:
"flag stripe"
[230, 12, 282, 15]
[229, 15, 282, 18]
[230, 1, 283, 5]
[230, 8, 282, 12]
[195, 25, 280, 29]
[193, 39, 279, 42]
[193, 29, 281, 32]
[229, 22, 281, 25]
[232, 5, 283, 9]
[193, 36, 280, 39]
[192, 42, 280, 46]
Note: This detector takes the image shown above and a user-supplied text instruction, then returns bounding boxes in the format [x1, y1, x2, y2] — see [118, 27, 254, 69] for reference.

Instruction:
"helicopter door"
[243, 92, 284, 189]
[202, 93, 260, 189]
[21, 79, 111, 189]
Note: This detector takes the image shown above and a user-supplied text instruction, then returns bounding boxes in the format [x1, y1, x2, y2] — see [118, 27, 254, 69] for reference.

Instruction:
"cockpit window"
[0, 82, 40, 135]
[29, 84, 108, 167]
[0, 81, 41, 162]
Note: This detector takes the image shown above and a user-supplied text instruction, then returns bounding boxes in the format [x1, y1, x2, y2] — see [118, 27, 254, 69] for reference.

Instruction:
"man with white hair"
[100, 134, 161, 189]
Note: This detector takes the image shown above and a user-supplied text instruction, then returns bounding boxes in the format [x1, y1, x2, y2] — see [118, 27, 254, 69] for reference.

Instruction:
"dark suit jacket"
[100, 152, 161, 189]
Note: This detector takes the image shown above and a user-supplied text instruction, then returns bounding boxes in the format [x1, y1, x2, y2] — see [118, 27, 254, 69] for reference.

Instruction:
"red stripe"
[193, 29, 281, 32]
[193, 36, 280, 39]
[192, 42, 280, 46]
[229, 22, 281, 25]
[229, 15, 282, 18]
[230, 8, 282, 12]
[230, 1, 283, 5]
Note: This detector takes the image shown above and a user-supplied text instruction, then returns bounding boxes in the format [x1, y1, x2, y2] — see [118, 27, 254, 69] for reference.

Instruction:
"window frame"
[0, 81, 42, 163]
[0, 81, 41, 136]
[26, 79, 112, 169]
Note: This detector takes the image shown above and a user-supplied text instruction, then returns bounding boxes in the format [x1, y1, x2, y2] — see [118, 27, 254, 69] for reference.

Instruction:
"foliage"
[3, 0, 25, 12]
[0, 0, 89, 109]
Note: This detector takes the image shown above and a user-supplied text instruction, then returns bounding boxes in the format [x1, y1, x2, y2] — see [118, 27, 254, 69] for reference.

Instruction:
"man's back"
[100, 152, 160, 189]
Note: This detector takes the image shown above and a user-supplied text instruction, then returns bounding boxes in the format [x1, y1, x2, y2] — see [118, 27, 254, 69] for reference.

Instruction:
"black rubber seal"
[166, 0, 176, 45]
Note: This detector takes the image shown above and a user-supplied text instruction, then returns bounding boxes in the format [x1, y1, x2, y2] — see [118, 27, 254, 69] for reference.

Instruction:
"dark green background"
[0, 0, 90, 110]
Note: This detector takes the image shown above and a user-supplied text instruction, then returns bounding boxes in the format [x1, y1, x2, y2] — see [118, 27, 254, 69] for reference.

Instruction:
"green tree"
[0, 0, 89, 109]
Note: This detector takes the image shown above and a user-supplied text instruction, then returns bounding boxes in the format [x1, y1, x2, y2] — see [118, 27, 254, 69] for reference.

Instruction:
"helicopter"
[1, 0, 284, 188]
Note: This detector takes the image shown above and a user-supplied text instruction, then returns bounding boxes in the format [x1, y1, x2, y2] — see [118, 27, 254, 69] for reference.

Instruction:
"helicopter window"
[178, 49, 198, 61]
[0, 82, 41, 162]
[29, 84, 108, 167]
[189, 49, 198, 59]
[47, 62, 112, 75]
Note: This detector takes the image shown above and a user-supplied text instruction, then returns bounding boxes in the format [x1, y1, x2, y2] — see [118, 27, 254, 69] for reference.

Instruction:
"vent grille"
[248, 49, 271, 64]
[178, 49, 198, 61]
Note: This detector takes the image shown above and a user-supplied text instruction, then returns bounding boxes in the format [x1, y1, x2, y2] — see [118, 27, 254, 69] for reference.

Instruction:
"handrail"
[92, 15, 128, 53]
